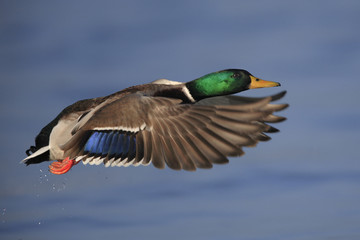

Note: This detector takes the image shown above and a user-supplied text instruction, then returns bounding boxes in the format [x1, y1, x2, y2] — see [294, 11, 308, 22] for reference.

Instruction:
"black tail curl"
[26, 146, 37, 156]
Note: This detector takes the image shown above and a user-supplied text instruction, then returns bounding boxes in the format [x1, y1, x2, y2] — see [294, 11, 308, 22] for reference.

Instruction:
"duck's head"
[186, 69, 281, 100]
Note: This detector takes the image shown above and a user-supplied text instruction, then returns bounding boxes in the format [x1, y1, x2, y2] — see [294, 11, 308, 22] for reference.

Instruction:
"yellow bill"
[249, 75, 281, 89]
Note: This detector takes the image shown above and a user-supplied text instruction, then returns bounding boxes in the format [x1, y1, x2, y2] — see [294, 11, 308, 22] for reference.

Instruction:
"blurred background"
[1, 1, 359, 239]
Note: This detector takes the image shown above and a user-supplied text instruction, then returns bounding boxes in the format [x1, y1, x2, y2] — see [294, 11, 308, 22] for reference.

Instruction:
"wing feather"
[60, 91, 288, 170]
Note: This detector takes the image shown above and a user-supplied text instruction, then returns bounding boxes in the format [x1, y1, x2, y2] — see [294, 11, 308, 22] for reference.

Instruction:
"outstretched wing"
[61, 91, 288, 171]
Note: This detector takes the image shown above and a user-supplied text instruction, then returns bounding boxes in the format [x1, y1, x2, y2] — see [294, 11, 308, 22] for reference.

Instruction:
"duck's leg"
[49, 157, 77, 175]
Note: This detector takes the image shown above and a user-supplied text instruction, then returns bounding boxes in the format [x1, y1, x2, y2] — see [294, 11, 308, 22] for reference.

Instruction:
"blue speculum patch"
[101, 132, 113, 155]
[84, 131, 136, 158]
[84, 131, 100, 153]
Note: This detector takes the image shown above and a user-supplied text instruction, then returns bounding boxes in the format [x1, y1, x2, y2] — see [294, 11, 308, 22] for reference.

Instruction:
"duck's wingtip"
[271, 90, 287, 101]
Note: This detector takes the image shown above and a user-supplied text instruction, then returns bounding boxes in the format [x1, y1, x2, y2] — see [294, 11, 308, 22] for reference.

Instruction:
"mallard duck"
[23, 69, 288, 175]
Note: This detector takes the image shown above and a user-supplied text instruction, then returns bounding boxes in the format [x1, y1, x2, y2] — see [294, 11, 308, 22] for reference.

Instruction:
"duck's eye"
[256, 78, 260, 81]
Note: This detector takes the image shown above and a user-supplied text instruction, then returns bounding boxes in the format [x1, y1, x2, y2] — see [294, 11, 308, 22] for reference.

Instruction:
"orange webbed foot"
[49, 157, 76, 175]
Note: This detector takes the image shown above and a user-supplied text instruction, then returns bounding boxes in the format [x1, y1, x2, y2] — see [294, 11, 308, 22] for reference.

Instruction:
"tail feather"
[21, 146, 50, 165]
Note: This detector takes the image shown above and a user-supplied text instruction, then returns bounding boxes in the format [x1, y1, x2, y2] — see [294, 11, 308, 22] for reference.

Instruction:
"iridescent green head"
[186, 69, 280, 100]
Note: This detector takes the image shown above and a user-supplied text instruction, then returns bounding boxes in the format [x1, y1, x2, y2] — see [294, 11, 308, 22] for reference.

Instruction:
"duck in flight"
[23, 69, 288, 175]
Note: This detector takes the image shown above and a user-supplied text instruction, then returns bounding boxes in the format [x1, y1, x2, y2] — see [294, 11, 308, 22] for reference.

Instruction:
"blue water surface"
[1, 1, 360, 239]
